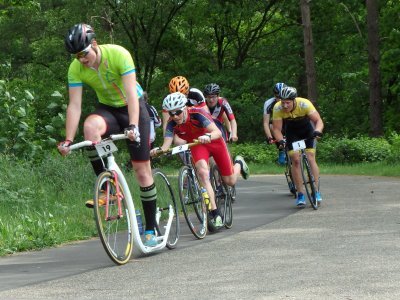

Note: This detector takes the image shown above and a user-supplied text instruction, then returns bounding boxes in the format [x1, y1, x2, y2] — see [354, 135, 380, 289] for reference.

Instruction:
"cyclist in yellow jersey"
[272, 86, 324, 207]
[57, 23, 158, 247]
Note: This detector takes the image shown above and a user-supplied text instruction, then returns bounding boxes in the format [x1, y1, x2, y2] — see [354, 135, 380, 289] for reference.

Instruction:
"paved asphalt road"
[0, 174, 399, 299]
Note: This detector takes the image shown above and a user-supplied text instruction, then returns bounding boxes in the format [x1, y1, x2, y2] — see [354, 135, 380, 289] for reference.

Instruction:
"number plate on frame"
[292, 140, 306, 151]
[171, 144, 189, 155]
[95, 140, 118, 156]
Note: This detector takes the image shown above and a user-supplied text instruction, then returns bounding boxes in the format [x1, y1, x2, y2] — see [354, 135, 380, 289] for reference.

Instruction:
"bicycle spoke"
[94, 172, 133, 265]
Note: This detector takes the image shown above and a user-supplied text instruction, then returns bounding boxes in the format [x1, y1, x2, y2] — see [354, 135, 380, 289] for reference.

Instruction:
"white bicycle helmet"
[279, 86, 297, 100]
[162, 92, 187, 111]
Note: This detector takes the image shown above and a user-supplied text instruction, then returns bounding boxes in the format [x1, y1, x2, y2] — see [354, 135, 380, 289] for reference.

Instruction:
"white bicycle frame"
[69, 133, 175, 254]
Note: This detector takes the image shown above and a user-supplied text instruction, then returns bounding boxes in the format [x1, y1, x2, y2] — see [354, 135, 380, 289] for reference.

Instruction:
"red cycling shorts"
[191, 138, 233, 176]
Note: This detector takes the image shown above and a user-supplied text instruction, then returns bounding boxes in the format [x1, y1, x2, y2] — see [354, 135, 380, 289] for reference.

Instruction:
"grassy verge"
[0, 153, 399, 256]
[248, 161, 400, 177]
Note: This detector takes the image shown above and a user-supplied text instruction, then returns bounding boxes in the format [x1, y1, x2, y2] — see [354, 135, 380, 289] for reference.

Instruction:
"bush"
[229, 142, 277, 164]
[317, 136, 391, 163]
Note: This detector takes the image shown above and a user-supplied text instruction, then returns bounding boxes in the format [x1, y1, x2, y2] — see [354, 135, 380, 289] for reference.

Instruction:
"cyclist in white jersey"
[263, 82, 287, 165]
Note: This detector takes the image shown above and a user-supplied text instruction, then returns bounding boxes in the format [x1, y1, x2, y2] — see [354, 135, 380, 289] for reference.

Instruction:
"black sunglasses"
[168, 109, 183, 117]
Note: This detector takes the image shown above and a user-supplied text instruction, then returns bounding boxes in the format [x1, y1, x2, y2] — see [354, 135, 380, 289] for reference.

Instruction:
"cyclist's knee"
[83, 116, 106, 139]
[223, 176, 236, 187]
[132, 161, 153, 185]
[196, 166, 210, 182]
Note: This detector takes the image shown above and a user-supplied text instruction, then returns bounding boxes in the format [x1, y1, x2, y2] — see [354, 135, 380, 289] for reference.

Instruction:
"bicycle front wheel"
[152, 168, 180, 249]
[211, 165, 233, 229]
[300, 153, 318, 210]
[178, 165, 207, 239]
[284, 152, 297, 197]
[94, 171, 134, 265]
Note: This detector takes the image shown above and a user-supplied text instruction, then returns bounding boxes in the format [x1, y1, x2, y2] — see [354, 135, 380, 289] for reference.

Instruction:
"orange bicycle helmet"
[169, 76, 189, 95]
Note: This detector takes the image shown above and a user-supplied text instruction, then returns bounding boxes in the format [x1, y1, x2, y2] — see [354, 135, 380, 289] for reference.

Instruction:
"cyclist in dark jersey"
[57, 23, 159, 247]
[203, 83, 237, 142]
[263, 82, 287, 165]
[272, 86, 324, 207]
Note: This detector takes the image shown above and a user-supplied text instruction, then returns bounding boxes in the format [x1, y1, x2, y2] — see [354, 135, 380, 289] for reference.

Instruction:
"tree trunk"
[366, 0, 383, 137]
[299, 0, 318, 103]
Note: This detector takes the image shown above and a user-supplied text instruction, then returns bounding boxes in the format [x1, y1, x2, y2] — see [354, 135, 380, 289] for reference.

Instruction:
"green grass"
[248, 162, 400, 177]
[0, 153, 399, 256]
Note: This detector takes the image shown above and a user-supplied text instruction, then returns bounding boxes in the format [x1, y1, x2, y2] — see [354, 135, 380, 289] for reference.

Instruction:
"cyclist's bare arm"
[222, 112, 231, 132]
[229, 118, 238, 142]
[272, 119, 284, 142]
[309, 111, 324, 133]
[173, 134, 187, 146]
[162, 110, 169, 134]
[122, 73, 139, 126]
[122, 73, 141, 142]
[263, 113, 273, 140]
[202, 121, 222, 143]
[66, 87, 83, 141]
[58, 87, 83, 156]
[150, 136, 174, 157]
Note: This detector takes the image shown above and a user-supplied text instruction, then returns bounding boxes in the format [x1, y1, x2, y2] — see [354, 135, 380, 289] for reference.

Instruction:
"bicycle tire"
[94, 171, 134, 265]
[300, 152, 318, 210]
[284, 151, 297, 197]
[178, 165, 207, 239]
[210, 165, 233, 229]
[152, 168, 180, 249]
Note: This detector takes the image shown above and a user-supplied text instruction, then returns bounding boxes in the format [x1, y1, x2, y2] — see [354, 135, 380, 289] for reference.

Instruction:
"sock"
[140, 183, 157, 231]
[85, 146, 105, 176]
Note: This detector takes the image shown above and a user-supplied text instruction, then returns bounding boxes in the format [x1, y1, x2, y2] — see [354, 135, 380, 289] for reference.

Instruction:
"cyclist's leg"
[303, 138, 319, 187]
[305, 138, 321, 202]
[192, 144, 222, 227]
[83, 105, 120, 176]
[123, 100, 158, 246]
[209, 138, 245, 185]
[194, 159, 216, 210]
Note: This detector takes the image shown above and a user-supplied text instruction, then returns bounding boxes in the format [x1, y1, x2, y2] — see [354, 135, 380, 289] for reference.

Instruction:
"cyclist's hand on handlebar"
[125, 124, 141, 145]
[150, 147, 163, 157]
[277, 139, 286, 149]
[311, 130, 323, 139]
[229, 134, 238, 143]
[266, 136, 275, 145]
[57, 140, 72, 156]
[198, 134, 211, 144]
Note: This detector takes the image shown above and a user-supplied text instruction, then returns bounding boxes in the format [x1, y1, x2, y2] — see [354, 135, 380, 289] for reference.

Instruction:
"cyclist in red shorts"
[151, 92, 249, 227]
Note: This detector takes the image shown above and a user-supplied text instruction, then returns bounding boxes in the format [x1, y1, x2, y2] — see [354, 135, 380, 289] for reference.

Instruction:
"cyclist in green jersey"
[57, 23, 158, 247]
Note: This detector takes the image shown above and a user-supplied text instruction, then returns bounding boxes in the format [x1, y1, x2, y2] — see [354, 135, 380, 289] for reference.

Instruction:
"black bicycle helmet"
[65, 23, 96, 54]
[279, 86, 297, 100]
[273, 82, 287, 95]
[203, 83, 220, 96]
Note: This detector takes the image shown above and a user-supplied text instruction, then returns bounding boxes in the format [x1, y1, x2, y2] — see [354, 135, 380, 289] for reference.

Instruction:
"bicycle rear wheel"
[178, 165, 207, 239]
[94, 171, 134, 265]
[152, 168, 180, 249]
[300, 153, 318, 210]
[210, 165, 233, 229]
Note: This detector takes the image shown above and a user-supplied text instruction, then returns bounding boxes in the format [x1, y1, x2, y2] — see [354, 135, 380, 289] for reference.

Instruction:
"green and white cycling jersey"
[67, 44, 143, 107]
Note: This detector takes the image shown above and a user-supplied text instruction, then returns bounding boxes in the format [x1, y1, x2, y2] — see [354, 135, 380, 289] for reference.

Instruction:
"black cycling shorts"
[89, 99, 151, 162]
[285, 119, 316, 151]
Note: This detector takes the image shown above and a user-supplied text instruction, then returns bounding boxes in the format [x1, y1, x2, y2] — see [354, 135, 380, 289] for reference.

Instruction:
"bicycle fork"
[104, 171, 124, 221]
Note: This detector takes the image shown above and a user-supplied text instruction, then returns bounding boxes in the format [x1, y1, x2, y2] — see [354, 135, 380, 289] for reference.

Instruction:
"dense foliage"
[0, 0, 399, 160]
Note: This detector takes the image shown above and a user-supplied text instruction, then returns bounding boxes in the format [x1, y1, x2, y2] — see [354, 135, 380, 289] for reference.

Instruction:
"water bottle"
[200, 187, 210, 208]
[136, 209, 144, 235]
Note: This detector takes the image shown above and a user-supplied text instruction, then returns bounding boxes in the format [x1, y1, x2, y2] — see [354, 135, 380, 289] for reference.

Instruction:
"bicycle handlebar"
[68, 134, 129, 152]
[152, 139, 200, 157]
